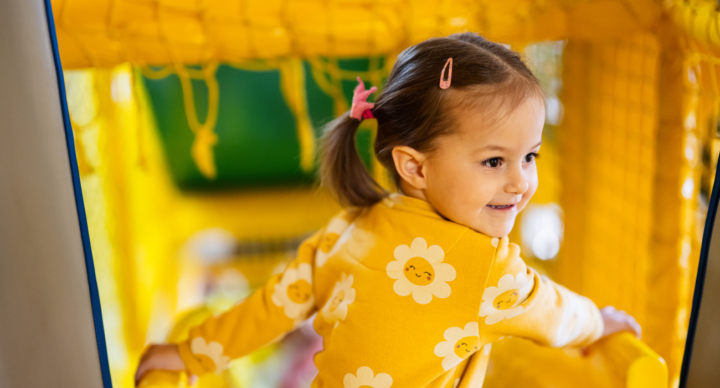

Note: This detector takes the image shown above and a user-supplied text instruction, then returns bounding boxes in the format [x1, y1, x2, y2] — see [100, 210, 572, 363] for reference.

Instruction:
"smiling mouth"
[487, 204, 515, 209]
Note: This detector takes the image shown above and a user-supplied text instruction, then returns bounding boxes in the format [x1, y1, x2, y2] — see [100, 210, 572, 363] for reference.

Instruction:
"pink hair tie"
[350, 76, 377, 121]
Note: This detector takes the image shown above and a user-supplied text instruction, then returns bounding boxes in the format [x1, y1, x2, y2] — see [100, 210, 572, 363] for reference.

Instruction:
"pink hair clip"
[350, 76, 377, 121]
[440, 58, 453, 89]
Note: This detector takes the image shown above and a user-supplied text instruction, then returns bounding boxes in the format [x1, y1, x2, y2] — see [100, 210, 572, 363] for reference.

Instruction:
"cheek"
[518, 170, 539, 208]
[429, 169, 494, 213]
[430, 160, 490, 196]
[425, 162, 467, 203]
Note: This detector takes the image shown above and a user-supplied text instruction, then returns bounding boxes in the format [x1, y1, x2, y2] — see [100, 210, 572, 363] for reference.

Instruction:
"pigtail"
[320, 112, 387, 207]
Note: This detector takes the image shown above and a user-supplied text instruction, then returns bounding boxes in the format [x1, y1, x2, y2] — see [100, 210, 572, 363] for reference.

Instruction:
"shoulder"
[324, 207, 364, 235]
[312, 207, 367, 255]
[447, 228, 498, 258]
[485, 236, 527, 279]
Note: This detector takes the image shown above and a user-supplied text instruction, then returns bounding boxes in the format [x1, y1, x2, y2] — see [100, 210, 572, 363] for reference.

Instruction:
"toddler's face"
[423, 97, 545, 238]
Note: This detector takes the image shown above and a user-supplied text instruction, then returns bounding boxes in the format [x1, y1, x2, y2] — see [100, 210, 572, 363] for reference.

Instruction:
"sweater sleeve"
[177, 229, 323, 375]
[479, 237, 604, 348]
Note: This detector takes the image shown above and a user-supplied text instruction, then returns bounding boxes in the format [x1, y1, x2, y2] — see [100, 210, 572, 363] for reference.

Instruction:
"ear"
[392, 146, 427, 191]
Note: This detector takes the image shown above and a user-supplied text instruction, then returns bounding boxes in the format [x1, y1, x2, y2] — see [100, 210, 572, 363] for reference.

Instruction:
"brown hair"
[320, 32, 543, 207]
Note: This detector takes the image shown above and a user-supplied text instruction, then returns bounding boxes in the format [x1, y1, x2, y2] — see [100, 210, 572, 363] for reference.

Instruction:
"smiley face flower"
[321, 273, 356, 326]
[271, 263, 314, 323]
[434, 322, 481, 371]
[386, 237, 456, 304]
[190, 337, 231, 373]
[316, 216, 355, 267]
[478, 272, 532, 325]
[343, 366, 393, 388]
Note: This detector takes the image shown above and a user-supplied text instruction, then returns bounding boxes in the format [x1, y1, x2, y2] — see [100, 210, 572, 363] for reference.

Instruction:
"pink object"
[440, 58, 453, 89]
[350, 76, 377, 120]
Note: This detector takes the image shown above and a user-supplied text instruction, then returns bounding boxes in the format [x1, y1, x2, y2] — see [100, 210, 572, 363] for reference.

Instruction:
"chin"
[471, 216, 517, 238]
[475, 225, 510, 239]
[490, 220, 516, 239]
[489, 229, 511, 239]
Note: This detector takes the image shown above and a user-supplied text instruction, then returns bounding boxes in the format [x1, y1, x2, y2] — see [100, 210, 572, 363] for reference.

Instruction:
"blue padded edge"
[42, 1, 113, 387]
[679, 153, 720, 387]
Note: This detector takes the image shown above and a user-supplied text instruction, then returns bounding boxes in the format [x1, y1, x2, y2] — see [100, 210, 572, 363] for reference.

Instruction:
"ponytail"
[320, 112, 387, 207]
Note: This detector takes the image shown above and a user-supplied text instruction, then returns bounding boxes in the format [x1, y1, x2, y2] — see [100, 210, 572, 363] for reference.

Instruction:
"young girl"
[136, 32, 641, 387]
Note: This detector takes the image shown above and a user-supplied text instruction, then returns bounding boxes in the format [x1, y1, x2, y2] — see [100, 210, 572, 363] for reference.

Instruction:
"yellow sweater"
[177, 194, 603, 387]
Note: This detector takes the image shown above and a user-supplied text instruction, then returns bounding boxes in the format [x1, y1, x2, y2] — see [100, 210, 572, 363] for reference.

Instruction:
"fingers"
[600, 306, 642, 339]
[599, 306, 643, 340]
[614, 309, 641, 339]
[134, 346, 152, 387]
[600, 306, 616, 314]
[134, 359, 155, 387]
[134, 344, 162, 387]
[134, 366, 147, 387]
[627, 315, 642, 339]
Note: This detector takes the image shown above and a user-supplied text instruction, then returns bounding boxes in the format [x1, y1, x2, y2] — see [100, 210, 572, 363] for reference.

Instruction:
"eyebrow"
[476, 140, 543, 152]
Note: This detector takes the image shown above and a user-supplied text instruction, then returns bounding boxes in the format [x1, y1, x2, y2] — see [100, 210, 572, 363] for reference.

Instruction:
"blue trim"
[42, 1, 113, 387]
[679, 153, 720, 387]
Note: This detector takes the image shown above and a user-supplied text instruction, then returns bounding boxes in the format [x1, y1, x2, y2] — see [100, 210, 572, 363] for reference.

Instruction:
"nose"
[504, 164, 529, 195]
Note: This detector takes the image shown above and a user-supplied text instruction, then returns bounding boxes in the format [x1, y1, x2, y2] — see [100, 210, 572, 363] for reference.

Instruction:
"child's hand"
[134, 344, 187, 387]
[599, 306, 641, 339]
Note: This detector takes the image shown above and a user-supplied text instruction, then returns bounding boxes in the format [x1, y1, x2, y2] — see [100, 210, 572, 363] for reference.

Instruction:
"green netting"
[143, 59, 384, 190]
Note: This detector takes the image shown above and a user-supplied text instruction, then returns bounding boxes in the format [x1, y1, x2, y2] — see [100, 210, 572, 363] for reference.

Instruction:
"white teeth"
[489, 204, 513, 209]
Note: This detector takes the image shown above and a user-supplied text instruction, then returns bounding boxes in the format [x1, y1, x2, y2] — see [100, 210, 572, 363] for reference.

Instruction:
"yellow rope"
[140, 56, 393, 178]
[139, 63, 221, 179]
[174, 62, 220, 179]
[307, 57, 336, 97]
[278, 58, 316, 172]
[229, 59, 279, 72]
[139, 65, 175, 80]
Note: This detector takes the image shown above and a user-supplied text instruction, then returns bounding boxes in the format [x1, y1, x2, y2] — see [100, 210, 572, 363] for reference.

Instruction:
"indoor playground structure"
[11, 0, 720, 387]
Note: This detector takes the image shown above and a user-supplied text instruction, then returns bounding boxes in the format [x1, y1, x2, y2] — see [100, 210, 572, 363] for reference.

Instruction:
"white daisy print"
[434, 322, 481, 371]
[316, 218, 355, 267]
[321, 273, 356, 325]
[271, 263, 314, 322]
[386, 237, 456, 304]
[479, 272, 532, 325]
[552, 293, 591, 347]
[190, 337, 231, 372]
[345, 225, 376, 260]
[482, 342, 492, 356]
[344, 366, 393, 388]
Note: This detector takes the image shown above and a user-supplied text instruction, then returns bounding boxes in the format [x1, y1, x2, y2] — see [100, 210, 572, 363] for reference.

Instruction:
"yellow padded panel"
[51, 0, 662, 69]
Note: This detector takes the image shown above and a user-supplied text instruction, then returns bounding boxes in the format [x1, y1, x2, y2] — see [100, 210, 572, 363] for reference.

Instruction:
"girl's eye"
[524, 152, 540, 163]
[483, 158, 501, 168]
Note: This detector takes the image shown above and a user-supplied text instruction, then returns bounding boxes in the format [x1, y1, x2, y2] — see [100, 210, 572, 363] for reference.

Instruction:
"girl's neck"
[398, 180, 428, 203]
